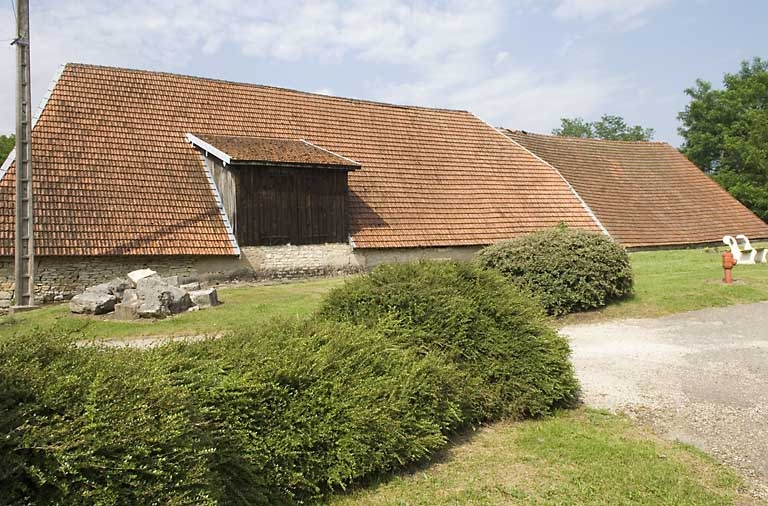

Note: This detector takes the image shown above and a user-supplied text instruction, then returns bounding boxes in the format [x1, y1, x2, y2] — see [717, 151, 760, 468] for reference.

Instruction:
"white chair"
[723, 235, 766, 265]
[736, 234, 768, 263]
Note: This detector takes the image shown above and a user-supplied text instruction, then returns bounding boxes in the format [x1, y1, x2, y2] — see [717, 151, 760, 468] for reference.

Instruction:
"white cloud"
[553, 0, 671, 27]
[376, 54, 624, 134]
[558, 35, 584, 56]
[0, 0, 631, 137]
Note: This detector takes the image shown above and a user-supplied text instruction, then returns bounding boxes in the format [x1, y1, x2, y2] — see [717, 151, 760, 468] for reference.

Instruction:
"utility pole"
[12, 0, 35, 309]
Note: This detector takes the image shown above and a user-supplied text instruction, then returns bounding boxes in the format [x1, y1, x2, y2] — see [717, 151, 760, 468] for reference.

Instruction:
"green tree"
[0, 135, 14, 163]
[678, 58, 768, 220]
[552, 117, 594, 138]
[552, 114, 654, 141]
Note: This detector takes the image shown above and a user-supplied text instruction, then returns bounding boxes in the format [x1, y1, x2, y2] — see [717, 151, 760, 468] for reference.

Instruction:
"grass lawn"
[560, 245, 768, 325]
[330, 409, 755, 506]
[0, 278, 346, 341]
[2, 246, 767, 340]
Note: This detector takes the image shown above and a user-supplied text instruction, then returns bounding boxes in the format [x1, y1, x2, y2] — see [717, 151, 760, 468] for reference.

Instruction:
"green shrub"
[0, 320, 466, 505]
[476, 226, 634, 316]
[161, 319, 465, 504]
[0, 332, 219, 505]
[318, 260, 579, 422]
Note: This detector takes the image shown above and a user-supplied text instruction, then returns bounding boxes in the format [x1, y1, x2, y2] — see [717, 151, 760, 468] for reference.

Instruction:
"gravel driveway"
[561, 302, 768, 500]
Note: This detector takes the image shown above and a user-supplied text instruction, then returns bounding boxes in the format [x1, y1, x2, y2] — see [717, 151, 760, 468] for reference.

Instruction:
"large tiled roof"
[503, 129, 768, 248]
[0, 64, 601, 256]
[189, 134, 360, 169]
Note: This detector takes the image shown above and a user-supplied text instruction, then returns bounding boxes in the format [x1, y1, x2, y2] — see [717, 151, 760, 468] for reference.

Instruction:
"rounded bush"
[476, 226, 634, 316]
[167, 319, 466, 504]
[318, 260, 579, 422]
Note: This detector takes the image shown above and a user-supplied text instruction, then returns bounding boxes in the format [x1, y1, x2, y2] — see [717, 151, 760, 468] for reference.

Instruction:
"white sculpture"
[723, 235, 768, 265]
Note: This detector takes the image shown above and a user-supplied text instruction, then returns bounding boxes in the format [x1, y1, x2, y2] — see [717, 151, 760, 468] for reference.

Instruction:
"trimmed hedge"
[476, 226, 634, 316]
[0, 322, 464, 505]
[164, 320, 465, 504]
[0, 332, 217, 505]
[1, 260, 579, 504]
[318, 260, 579, 421]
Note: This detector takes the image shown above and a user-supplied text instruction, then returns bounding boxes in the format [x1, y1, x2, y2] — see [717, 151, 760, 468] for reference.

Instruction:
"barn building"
[0, 63, 765, 302]
[502, 129, 768, 248]
[0, 64, 600, 300]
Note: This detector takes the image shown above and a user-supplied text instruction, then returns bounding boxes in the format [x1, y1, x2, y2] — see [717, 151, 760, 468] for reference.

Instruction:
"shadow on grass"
[330, 423, 488, 500]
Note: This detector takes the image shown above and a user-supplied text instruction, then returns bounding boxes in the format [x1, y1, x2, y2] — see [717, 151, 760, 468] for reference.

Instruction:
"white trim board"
[186, 133, 232, 166]
[196, 150, 241, 257]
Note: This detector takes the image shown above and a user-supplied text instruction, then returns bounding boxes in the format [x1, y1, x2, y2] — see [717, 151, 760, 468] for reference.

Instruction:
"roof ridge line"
[65, 62, 472, 115]
[501, 127, 672, 147]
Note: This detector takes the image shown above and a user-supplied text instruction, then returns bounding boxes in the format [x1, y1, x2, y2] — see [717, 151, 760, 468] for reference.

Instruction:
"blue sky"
[0, 0, 766, 146]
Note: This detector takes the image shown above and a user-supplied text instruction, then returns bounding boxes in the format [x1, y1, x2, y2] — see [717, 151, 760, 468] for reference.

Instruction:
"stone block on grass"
[70, 292, 117, 315]
[85, 282, 110, 294]
[179, 281, 201, 292]
[162, 275, 180, 287]
[127, 269, 157, 287]
[86, 277, 131, 301]
[189, 288, 219, 308]
[114, 300, 140, 320]
[122, 288, 139, 305]
[136, 277, 193, 316]
[137, 295, 170, 319]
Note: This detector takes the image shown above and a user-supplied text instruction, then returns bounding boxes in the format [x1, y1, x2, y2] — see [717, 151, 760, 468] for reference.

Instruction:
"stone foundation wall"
[0, 244, 481, 307]
[0, 256, 210, 306]
[355, 245, 482, 268]
[0, 243, 365, 305]
[238, 243, 364, 278]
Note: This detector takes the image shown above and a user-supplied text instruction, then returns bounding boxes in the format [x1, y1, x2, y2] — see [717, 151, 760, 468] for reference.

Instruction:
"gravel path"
[94, 334, 217, 348]
[561, 302, 768, 500]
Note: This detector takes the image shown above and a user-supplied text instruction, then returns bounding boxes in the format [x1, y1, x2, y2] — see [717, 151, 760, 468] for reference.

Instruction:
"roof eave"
[186, 133, 232, 165]
[228, 160, 360, 171]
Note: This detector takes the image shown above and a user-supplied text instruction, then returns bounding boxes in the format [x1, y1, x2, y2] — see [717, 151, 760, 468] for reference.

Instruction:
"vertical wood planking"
[234, 165, 350, 246]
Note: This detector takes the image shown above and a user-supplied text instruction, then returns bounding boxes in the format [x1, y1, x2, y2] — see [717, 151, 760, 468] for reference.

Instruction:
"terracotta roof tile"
[0, 64, 601, 256]
[503, 129, 768, 248]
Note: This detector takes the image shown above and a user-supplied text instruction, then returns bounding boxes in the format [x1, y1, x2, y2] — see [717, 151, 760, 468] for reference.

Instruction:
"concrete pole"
[13, 0, 35, 308]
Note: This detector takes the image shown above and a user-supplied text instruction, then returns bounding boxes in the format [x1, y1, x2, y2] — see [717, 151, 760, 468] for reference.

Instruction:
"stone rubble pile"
[69, 269, 219, 319]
